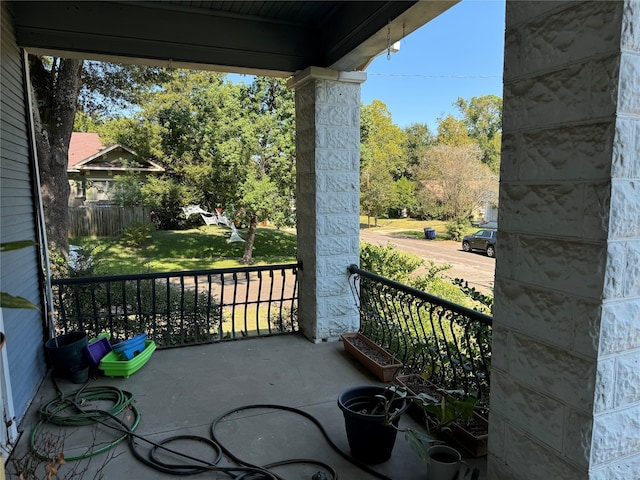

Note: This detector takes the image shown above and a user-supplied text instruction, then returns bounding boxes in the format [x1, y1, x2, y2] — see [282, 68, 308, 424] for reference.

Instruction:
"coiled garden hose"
[210, 404, 393, 480]
[30, 380, 394, 479]
[30, 383, 140, 461]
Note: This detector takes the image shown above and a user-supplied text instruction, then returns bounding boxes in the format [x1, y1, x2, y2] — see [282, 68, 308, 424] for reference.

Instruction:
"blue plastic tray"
[112, 333, 147, 360]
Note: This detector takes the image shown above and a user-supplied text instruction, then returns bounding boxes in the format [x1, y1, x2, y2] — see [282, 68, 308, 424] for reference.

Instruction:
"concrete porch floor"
[9, 334, 487, 479]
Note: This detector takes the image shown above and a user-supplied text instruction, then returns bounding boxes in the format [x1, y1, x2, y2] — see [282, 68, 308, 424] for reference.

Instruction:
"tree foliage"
[455, 95, 502, 173]
[360, 100, 407, 225]
[416, 144, 498, 221]
[402, 122, 435, 179]
[436, 114, 473, 147]
[29, 56, 169, 259]
[92, 71, 296, 263]
[360, 100, 407, 178]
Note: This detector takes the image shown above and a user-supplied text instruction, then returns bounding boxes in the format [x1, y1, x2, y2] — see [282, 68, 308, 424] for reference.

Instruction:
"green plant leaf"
[404, 429, 438, 464]
[0, 240, 36, 252]
[0, 292, 39, 310]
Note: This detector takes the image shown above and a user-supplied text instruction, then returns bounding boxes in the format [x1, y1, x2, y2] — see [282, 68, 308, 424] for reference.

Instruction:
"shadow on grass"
[72, 226, 297, 275]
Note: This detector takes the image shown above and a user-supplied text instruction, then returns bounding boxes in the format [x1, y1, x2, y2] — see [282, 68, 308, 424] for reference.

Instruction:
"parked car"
[462, 229, 497, 258]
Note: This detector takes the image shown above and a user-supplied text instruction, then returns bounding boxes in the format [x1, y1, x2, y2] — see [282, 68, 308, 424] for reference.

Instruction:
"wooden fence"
[69, 206, 151, 237]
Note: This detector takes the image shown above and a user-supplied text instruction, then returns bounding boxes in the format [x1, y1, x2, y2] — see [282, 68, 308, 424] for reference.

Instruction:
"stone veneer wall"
[289, 68, 365, 342]
[490, 1, 640, 478]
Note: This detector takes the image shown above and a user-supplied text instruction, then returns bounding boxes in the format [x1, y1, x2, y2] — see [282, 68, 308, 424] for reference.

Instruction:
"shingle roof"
[68, 132, 105, 169]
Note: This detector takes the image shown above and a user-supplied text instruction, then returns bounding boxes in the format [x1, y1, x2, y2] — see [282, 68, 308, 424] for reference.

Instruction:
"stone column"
[288, 67, 366, 343]
[490, 1, 640, 478]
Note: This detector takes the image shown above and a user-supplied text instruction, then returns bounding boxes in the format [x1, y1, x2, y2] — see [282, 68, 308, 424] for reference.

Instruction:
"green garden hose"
[30, 383, 140, 461]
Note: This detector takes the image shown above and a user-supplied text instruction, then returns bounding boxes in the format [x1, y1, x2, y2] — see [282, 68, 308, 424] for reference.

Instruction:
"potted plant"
[379, 385, 481, 480]
[396, 374, 489, 457]
[340, 332, 403, 382]
[337, 385, 409, 464]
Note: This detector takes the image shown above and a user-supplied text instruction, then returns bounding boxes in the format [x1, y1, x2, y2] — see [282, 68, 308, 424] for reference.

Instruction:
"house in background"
[67, 132, 164, 206]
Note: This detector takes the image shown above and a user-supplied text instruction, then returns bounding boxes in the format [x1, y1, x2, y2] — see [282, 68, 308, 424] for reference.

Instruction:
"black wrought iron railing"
[51, 264, 299, 347]
[348, 264, 492, 401]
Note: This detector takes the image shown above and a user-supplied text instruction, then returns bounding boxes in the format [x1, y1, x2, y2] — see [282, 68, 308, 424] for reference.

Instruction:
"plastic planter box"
[84, 336, 112, 369]
[340, 332, 403, 382]
[112, 333, 147, 360]
[99, 340, 156, 378]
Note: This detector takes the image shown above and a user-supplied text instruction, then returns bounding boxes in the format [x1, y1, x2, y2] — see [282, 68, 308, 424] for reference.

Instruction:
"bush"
[54, 278, 221, 347]
[445, 219, 470, 241]
[122, 222, 154, 247]
[141, 176, 186, 230]
[360, 242, 423, 283]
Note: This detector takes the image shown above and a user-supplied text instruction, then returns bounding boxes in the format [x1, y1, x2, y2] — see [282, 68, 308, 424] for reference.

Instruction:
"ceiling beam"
[11, 1, 315, 74]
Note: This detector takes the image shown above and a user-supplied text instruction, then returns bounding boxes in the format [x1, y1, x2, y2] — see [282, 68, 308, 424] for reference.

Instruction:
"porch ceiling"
[10, 0, 458, 76]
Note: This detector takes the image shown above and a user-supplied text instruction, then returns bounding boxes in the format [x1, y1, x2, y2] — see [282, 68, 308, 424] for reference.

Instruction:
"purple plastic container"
[84, 336, 112, 369]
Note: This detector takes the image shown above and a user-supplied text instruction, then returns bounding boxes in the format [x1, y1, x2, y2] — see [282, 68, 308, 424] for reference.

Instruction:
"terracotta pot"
[340, 332, 403, 382]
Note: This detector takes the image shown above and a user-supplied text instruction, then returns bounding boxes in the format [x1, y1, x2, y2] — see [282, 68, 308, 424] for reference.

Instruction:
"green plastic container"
[99, 340, 156, 378]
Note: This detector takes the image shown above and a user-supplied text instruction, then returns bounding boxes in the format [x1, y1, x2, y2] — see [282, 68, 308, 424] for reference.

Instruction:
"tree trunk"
[29, 56, 83, 263]
[241, 214, 259, 264]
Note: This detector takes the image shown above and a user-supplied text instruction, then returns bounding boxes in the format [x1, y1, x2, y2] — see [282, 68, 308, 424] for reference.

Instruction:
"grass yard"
[359, 216, 478, 240]
[71, 225, 297, 276]
[71, 217, 480, 276]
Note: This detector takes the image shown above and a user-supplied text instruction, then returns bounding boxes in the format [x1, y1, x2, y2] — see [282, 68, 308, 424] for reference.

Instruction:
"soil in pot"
[454, 416, 488, 437]
[341, 333, 403, 382]
[344, 335, 395, 366]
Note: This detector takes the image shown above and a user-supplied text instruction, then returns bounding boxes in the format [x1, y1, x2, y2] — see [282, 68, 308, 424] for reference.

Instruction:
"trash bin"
[424, 228, 436, 240]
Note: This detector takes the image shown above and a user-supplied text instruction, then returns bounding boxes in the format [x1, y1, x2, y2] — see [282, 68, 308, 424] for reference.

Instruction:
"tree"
[435, 114, 473, 147]
[361, 100, 407, 179]
[455, 95, 502, 173]
[360, 100, 407, 225]
[29, 56, 83, 260]
[416, 144, 498, 221]
[390, 177, 417, 217]
[96, 117, 164, 161]
[28, 56, 169, 260]
[136, 73, 296, 263]
[402, 123, 435, 179]
[360, 167, 395, 227]
[234, 77, 296, 263]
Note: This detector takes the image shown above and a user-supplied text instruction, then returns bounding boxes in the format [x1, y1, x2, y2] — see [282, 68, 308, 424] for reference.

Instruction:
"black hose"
[32, 380, 394, 479]
[210, 404, 393, 480]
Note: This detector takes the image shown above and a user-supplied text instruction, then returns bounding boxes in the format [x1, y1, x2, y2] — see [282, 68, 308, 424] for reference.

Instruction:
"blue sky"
[362, 0, 505, 130]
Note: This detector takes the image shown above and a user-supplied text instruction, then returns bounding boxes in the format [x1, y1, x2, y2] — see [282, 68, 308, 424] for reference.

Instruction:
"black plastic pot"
[337, 385, 408, 464]
[44, 331, 88, 379]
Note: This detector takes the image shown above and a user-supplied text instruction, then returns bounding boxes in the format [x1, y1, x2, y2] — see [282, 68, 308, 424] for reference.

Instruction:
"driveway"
[360, 229, 496, 294]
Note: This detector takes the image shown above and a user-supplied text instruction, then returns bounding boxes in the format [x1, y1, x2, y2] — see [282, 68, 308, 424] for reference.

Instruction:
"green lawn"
[72, 218, 481, 276]
[72, 225, 297, 275]
[359, 217, 478, 241]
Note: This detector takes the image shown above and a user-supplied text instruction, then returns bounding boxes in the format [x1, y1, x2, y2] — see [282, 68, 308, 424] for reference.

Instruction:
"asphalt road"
[360, 229, 496, 294]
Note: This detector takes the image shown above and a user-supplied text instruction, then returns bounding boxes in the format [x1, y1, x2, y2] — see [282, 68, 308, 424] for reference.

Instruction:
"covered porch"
[9, 334, 487, 479]
[1, 1, 639, 478]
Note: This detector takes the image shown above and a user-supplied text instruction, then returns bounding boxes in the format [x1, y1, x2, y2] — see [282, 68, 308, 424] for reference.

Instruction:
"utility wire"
[368, 73, 501, 79]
